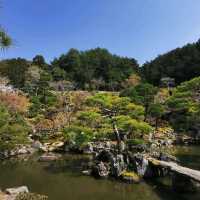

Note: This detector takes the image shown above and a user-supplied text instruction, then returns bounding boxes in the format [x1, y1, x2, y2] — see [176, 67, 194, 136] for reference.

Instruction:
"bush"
[0, 104, 29, 151]
[167, 77, 200, 133]
[63, 126, 93, 147]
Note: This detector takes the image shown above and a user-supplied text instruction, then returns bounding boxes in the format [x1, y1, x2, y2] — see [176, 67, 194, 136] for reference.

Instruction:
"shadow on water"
[174, 145, 200, 170]
[178, 154, 200, 170]
[146, 177, 200, 200]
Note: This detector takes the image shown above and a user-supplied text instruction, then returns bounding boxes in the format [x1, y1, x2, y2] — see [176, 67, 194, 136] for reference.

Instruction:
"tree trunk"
[112, 121, 122, 153]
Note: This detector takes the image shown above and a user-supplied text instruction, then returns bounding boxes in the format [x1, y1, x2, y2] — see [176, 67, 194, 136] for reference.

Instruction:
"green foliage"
[51, 67, 66, 81]
[0, 29, 12, 48]
[87, 92, 145, 120]
[167, 77, 200, 133]
[36, 71, 57, 105]
[0, 105, 10, 127]
[0, 104, 29, 151]
[148, 103, 165, 119]
[148, 103, 165, 129]
[114, 115, 153, 137]
[24, 65, 41, 95]
[61, 92, 152, 143]
[141, 40, 200, 85]
[28, 96, 42, 117]
[0, 48, 138, 92]
[120, 83, 158, 105]
[77, 111, 103, 128]
[167, 77, 200, 112]
[27, 71, 57, 117]
[126, 139, 146, 146]
[32, 55, 46, 68]
[63, 125, 93, 147]
[84, 93, 152, 139]
[75, 109, 114, 140]
[120, 83, 158, 120]
[51, 48, 139, 90]
[0, 58, 29, 88]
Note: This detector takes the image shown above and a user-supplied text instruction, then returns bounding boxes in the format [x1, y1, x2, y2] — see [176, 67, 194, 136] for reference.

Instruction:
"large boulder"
[96, 150, 114, 163]
[17, 146, 31, 155]
[110, 154, 126, 177]
[32, 141, 43, 149]
[40, 141, 64, 152]
[48, 141, 64, 152]
[5, 186, 29, 195]
[92, 161, 110, 178]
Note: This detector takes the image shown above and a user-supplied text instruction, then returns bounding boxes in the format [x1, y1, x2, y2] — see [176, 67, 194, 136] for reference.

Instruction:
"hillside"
[141, 40, 200, 85]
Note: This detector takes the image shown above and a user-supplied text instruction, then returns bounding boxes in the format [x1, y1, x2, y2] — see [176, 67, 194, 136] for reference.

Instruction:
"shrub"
[63, 126, 93, 147]
[0, 104, 29, 151]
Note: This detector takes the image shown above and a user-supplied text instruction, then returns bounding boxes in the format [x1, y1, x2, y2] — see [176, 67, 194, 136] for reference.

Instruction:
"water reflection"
[0, 150, 199, 200]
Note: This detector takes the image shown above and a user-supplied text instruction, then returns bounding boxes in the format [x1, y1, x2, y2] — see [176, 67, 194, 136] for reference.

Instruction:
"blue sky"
[1, 0, 200, 65]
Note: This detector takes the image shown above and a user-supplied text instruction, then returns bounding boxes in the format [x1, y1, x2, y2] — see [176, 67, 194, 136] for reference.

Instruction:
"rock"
[32, 141, 43, 149]
[39, 146, 49, 153]
[121, 171, 140, 184]
[134, 154, 150, 177]
[110, 154, 126, 177]
[5, 186, 29, 195]
[48, 141, 64, 152]
[92, 161, 110, 178]
[9, 150, 15, 157]
[39, 141, 65, 152]
[38, 153, 61, 162]
[94, 142, 104, 151]
[3, 187, 48, 200]
[15, 146, 36, 156]
[17, 147, 29, 155]
[105, 141, 111, 150]
[0, 151, 9, 159]
[82, 170, 92, 176]
[27, 147, 36, 154]
[119, 141, 126, 152]
[82, 143, 94, 154]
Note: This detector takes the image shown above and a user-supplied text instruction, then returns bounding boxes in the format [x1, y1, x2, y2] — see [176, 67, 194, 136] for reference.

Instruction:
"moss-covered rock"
[121, 171, 140, 183]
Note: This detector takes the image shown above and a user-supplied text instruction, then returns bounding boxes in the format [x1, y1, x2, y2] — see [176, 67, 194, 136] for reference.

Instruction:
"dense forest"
[141, 40, 200, 85]
[0, 48, 139, 92]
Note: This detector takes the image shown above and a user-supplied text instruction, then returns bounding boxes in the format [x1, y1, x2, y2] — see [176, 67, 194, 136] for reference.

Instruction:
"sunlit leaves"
[0, 29, 12, 49]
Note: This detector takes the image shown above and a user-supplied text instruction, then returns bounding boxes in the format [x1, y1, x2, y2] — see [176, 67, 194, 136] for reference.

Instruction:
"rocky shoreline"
[0, 186, 48, 200]
[0, 131, 200, 197]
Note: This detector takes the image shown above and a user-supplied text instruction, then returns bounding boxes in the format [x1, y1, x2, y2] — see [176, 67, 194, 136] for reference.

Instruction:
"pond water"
[0, 147, 200, 200]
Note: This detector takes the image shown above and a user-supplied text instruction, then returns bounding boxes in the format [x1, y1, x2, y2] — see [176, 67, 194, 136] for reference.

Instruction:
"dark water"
[173, 146, 200, 170]
[0, 148, 200, 200]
